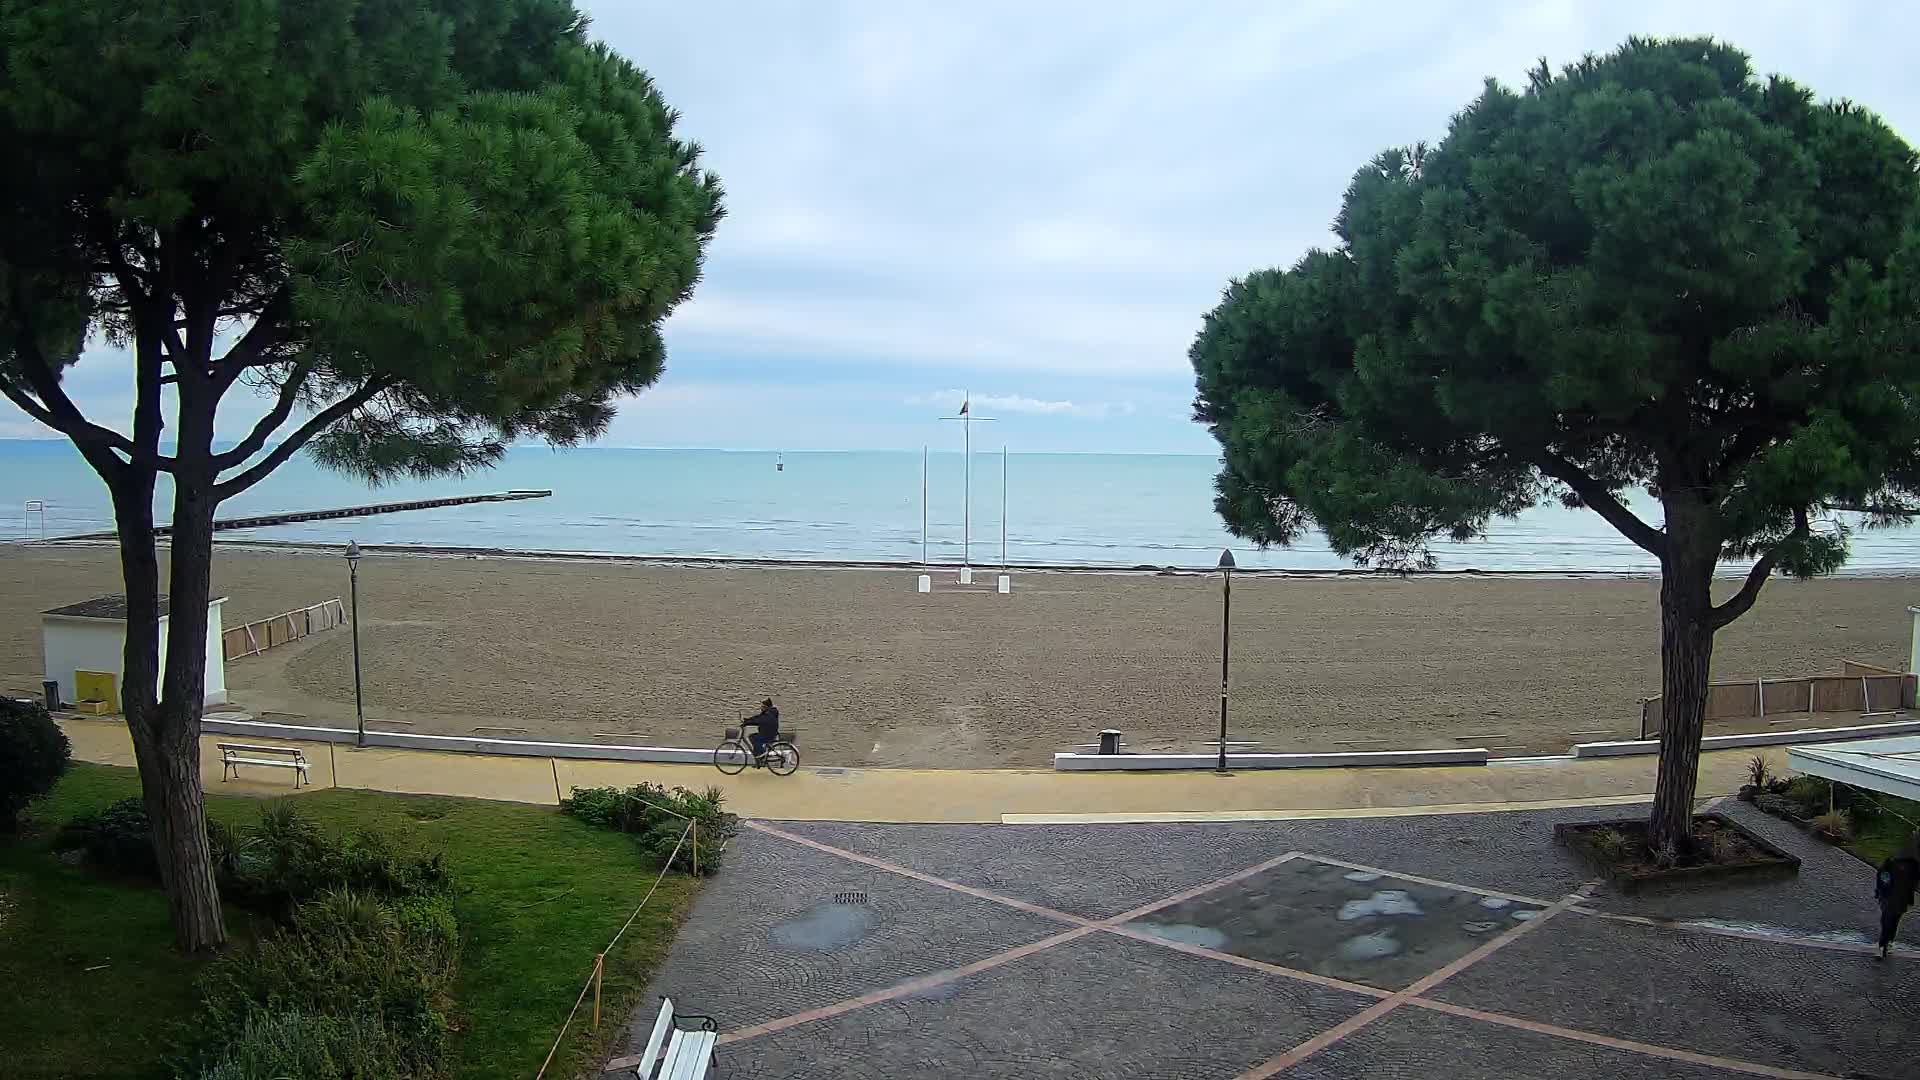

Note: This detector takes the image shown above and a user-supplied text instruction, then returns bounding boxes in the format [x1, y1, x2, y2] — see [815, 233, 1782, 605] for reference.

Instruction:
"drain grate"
[833, 891, 868, 905]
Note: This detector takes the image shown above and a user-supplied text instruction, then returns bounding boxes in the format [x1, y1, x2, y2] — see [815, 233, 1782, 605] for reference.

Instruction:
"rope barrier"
[531, 819, 694, 1080]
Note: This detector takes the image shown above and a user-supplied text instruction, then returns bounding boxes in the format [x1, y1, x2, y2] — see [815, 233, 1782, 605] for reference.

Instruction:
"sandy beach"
[2, 544, 1915, 768]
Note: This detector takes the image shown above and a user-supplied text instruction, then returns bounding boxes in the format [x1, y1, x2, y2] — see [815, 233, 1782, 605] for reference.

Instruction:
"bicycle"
[714, 725, 799, 776]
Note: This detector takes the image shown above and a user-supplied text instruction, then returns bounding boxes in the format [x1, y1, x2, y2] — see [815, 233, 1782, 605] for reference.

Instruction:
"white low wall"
[1052, 748, 1490, 771]
[199, 716, 713, 764]
[1572, 717, 1920, 758]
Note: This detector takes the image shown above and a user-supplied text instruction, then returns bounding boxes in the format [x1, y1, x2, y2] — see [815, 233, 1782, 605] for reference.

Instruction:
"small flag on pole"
[958, 396, 969, 417]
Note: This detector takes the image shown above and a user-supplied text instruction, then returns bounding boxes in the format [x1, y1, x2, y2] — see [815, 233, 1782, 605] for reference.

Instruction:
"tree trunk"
[1648, 507, 1719, 856]
[110, 466, 228, 950]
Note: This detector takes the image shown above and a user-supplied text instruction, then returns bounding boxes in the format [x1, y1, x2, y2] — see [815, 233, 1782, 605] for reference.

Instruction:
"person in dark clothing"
[1876, 830, 1920, 958]
[742, 699, 780, 763]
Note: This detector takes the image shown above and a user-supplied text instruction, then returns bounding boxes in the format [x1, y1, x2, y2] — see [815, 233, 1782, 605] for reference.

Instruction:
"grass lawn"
[0, 763, 701, 1079]
[1847, 790, 1920, 865]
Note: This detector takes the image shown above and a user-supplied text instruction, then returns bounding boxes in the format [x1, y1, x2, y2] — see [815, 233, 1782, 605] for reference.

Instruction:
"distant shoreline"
[20, 534, 1920, 580]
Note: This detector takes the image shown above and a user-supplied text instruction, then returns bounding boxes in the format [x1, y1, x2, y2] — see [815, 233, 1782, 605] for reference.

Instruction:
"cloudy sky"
[9, 1, 1920, 453]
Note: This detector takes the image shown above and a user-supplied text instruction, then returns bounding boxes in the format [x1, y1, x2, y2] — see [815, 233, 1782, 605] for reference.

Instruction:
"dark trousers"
[749, 730, 773, 757]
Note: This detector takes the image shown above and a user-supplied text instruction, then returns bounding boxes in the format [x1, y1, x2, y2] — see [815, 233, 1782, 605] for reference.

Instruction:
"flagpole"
[963, 391, 971, 571]
[1001, 444, 1008, 568]
[921, 445, 928, 566]
[937, 396, 992, 575]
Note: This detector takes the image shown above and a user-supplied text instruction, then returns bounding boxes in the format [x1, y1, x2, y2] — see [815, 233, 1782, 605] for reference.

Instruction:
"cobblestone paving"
[708, 933, 1375, 1080]
[623, 803, 1918, 1079]
[1284, 1004, 1749, 1080]
[1432, 914, 1920, 1078]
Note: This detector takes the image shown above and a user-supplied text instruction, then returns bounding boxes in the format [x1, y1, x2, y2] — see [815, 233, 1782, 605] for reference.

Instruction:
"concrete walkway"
[60, 716, 1764, 822]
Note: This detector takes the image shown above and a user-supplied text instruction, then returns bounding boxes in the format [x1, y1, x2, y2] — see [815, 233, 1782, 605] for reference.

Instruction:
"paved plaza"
[618, 800, 1920, 1079]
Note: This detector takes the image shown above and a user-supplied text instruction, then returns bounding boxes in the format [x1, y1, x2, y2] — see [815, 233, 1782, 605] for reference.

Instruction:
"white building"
[41, 594, 228, 709]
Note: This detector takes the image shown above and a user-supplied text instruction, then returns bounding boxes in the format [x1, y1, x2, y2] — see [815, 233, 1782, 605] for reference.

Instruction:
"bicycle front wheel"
[767, 742, 800, 776]
[713, 739, 750, 775]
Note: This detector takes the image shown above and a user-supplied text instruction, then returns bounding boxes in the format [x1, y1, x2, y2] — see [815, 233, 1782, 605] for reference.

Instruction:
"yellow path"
[58, 717, 1764, 823]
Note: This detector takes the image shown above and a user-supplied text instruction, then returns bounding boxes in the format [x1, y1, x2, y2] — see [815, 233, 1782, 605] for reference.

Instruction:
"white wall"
[40, 599, 228, 708]
[41, 618, 130, 707]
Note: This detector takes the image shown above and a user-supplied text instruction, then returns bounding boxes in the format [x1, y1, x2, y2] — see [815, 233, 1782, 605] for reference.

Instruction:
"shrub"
[1707, 828, 1744, 864]
[561, 783, 738, 875]
[0, 696, 71, 831]
[188, 889, 459, 1077]
[218, 804, 448, 916]
[1586, 827, 1632, 862]
[1811, 809, 1853, 843]
[196, 1009, 411, 1080]
[1784, 775, 1829, 812]
[1753, 792, 1802, 820]
[1745, 754, 1775, 790]
[56, 797, 158, 878]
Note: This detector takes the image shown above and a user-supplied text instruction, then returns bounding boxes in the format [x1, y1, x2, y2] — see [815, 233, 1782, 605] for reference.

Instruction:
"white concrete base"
[916, 574, 931, 593]
[958, 566, 973, 585]
[1052, 747, 1490, 771]
[199, 716, 713, 763]
[1572, 716, 1920, 758]
[997, 574, 1011, 594]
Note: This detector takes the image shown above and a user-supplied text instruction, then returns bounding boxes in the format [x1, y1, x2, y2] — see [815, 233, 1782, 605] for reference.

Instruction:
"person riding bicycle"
[742, 698, 780, 763]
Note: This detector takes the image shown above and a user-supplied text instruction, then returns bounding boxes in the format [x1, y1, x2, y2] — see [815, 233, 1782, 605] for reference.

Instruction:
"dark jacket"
[743, 705, 779, 736]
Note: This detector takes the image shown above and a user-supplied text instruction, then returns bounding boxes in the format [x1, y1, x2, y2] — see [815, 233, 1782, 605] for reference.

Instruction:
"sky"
[8, 1, 1920, 453]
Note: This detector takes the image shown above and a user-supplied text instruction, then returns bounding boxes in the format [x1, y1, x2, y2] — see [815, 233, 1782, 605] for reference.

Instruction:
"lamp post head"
[344, 540, 362, 567]
[1217, 548, 1236, 571]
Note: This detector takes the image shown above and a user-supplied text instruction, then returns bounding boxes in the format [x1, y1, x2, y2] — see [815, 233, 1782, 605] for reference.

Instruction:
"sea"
[1, 439, 1915, 574]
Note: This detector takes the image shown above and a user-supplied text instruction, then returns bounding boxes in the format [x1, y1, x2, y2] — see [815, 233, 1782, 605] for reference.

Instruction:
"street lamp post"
[1216, 548, 1235, 775]
[345, 540, 366, 748]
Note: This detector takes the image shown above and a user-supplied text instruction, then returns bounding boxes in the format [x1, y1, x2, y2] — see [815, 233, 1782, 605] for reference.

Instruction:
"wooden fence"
[1641, 658, 1917, 734]
[223, 599, 346, 661]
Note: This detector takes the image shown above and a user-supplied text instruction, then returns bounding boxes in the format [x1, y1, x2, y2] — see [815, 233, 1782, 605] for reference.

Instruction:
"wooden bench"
[218, 743, 310, 788]
[631, 997, 716, 1079]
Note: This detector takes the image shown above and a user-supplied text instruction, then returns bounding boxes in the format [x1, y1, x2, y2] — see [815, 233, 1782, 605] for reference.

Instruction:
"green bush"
[68, 800, 447, 916]
[1784, 775, 1830, 813]
[0, 697, 71, 831]
[56, 797, 158, 878]
[186, 889, 460, 1077]
[195, 1009, 412, 1080]
[560, 782, 737, 875]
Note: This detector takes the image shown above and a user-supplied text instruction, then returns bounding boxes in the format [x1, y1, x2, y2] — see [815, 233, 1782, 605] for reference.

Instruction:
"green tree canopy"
[1191, 37, 1920, 850]
[0, 0, 721, 948]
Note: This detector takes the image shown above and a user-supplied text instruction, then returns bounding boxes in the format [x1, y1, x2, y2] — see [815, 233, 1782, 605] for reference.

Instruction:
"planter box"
[1555, 813, 1801, 894]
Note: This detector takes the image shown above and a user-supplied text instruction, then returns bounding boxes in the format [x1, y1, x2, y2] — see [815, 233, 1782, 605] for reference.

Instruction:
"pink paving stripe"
[744, 821, 1094, 927]
[1406, 999, 1841, 1080]
[715, 924, 1098, 1046]
[1233, 887, 1592, 1080]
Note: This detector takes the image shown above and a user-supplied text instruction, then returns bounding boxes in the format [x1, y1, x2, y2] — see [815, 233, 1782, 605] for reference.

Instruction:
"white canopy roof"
[1788, 735, 1920, 802]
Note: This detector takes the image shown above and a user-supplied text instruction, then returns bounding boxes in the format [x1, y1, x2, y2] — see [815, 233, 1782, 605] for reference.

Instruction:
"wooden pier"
[58, 490, 553, 540]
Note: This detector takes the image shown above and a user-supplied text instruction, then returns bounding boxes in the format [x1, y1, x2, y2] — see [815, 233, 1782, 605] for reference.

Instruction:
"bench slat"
[635, 998, 675, 1078]
[217, 743, 305, 756]
[663, 1029, 714, 1080]
[225, 757, 309, 769]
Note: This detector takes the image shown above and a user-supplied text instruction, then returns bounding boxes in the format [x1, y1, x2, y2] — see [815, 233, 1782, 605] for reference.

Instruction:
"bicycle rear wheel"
[766, 742, 800, 775]
[713, 739, 750, 775]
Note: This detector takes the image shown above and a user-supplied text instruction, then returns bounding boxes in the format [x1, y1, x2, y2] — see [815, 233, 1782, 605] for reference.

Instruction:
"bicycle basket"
[724, 727, 740, 740]
[780, 729, 797, 744]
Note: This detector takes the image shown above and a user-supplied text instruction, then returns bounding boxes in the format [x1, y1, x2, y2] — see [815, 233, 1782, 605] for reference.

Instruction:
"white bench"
[632, 997, 716, 1080]
[218, 742, 310, 788]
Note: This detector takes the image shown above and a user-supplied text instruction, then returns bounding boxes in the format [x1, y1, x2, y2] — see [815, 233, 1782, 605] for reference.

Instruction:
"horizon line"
[0, 436, 1219, 458]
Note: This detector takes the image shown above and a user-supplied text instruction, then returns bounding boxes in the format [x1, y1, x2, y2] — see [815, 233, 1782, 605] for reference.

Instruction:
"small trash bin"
[1097, 729, 1122, 755]
[42, 679, 61, 710]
